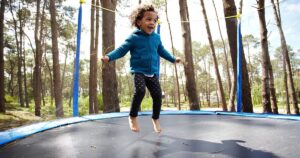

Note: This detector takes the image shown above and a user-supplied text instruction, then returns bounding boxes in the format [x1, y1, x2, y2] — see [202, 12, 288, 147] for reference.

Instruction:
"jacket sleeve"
[107, 37, 132, 62]
[157, 39, 176, 63]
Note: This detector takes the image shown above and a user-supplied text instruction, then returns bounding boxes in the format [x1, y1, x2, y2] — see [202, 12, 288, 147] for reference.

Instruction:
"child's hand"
[101, 56, 110, 63]
[175, 57, 181, 63]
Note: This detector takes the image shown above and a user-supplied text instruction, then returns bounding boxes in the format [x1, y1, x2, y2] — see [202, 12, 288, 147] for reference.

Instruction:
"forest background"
[0, 0, 299, 131]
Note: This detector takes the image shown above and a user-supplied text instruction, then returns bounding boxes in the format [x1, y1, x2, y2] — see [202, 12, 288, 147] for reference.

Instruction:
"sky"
[64, 0, 300, 59]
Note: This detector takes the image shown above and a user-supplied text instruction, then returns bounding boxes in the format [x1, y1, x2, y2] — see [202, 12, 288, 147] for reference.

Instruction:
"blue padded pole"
[73, 3, 83, 117]
[157, 22, 161, 34]
[237, 14, 242, 112]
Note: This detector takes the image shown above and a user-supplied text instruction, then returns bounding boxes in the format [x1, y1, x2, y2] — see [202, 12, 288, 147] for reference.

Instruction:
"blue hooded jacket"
[107, 29, 175, 75]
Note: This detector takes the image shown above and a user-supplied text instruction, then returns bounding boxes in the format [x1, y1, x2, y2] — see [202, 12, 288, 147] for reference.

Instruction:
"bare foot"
[128, 116, 140, 132]
[152, 119, 162, 133]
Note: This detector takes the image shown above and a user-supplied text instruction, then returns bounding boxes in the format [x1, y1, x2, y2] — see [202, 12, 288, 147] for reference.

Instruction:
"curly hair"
[129, 4, 158, 29]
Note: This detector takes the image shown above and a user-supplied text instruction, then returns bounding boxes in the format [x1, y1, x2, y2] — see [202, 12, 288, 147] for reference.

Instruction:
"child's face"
[137, 11, 158, 35]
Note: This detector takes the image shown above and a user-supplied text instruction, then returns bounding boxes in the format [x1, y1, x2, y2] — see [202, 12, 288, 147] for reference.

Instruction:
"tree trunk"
[22, 45, 29, 108]
[268, 61, 278, 114]
[222, 0, 237, 111]
[45, 53, 54, 106]
[9, 1, 24, 107]
[18, 11, 29, 108]
[270, 0, 299, 114]
[89, 0, 99, 114]
[94, 0, 100, 113]
[0, 0, 6, 113]
[163, 61, 167, 105]
[246, 41, 253, 88]
[33, 0, 42, 116]
[69, 56, 76, 108]
[257, 0, 272, 113]
[50, 0, 64, 117]
[61, 49, 68, 95]
[101, 0, 120, 113]
[41, 71, 46, 107]
[208, 60, 211, 107]
[271, 0, 291, 114]
[17, 44, 24, 107]
[8, 59, 15, 96]
[164, 0, 181, 110]
[212, 0, 231, 94]
[178, 0, 199, 110]
[200, 0, 227, 111]
[89, 0, 96, 114]
[180, 72, 187, 102]
[222, 0, 253, 112]
[283, 59, 290, 114]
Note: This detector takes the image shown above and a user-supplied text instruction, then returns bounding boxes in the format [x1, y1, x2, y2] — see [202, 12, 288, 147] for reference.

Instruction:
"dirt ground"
[0, 111, 45, 131]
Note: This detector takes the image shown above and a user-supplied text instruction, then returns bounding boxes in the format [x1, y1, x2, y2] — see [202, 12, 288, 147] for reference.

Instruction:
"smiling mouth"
[148, 26, 155, 30]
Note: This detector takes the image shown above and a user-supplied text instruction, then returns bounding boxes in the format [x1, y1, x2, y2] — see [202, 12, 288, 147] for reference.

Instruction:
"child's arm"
[157, 41, 179, 63]
[103, 37, 132, 62]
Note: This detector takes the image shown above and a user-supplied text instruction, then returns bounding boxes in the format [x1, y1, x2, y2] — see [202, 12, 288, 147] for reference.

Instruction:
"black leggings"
[130, 73, 162, 120]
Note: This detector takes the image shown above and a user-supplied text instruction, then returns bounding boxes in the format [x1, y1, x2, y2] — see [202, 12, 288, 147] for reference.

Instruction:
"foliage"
[78, 96, 89, 116]
[97, 94, 103, 111]
[4, 95, 20, 110]
[251, 83, 262, 106]
[141, 97, 154, 111]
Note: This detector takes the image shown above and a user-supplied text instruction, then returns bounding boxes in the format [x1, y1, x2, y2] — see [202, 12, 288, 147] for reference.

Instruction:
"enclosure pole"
[73, 0, 85, 117]
[237, 12, 243, 112]
[156, 19, 161, 34]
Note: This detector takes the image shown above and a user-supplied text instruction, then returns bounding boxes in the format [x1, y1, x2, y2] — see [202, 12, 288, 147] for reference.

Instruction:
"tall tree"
[9, 0, 24, 107]
[178, 0, 200, 110]
[222, 0, 237, 111]
[222, 0, 253, 112]
[101, 0, 120, 113]
[275, 47, 290, 114]
[0, 0, 6, 113]
[179, 0, 200, 110]
[212, 0, 231, 94]
[257, 0, 278, 114]
[89, 0, 99, 114]
[199, 0, 227, 111]
[270, 0, 299, 114]
[268, 58, 278, 113]
[257, 0, 272, 113]
[243, 34, 258, 88]
[164, 0, 181, 110]
[33, 0, 46, 116]
[49, 0, 64, 117]
[18, 6, 27, 108]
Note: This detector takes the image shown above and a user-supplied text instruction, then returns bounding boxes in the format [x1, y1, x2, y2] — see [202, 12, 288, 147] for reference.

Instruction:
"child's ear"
[137, 20, 141, 27]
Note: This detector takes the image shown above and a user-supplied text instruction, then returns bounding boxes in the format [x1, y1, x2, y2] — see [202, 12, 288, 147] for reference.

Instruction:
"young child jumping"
[101, 4, 180, 133]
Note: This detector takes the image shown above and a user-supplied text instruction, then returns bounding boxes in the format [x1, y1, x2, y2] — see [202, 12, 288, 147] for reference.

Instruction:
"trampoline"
[1, 111, 300, 158]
